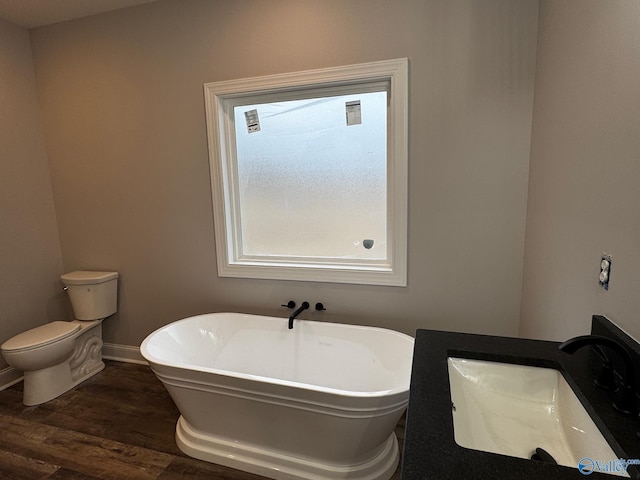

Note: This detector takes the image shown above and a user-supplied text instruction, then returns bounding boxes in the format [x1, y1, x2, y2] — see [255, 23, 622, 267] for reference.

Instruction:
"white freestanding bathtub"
[140, 312, 414, 480]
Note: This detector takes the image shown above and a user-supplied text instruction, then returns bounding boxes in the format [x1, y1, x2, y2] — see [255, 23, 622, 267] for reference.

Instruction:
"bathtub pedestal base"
[176, 416, 399, 480]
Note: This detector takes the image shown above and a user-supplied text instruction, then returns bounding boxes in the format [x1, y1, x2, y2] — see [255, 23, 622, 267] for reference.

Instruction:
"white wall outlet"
[599, 254, 612, 290]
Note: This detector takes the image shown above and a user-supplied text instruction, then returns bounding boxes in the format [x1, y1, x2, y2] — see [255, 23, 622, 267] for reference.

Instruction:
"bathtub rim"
[140, 312, 415, 400]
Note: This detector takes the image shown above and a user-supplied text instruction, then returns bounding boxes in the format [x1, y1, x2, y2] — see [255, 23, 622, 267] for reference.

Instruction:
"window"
[204, 59, 408, 286]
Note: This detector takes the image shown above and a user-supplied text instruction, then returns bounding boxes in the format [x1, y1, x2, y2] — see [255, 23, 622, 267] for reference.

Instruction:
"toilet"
[1, 271, 119, 406]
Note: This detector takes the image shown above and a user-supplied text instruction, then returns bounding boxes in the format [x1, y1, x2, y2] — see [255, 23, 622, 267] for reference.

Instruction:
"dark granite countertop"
[402, 328, 640, 479]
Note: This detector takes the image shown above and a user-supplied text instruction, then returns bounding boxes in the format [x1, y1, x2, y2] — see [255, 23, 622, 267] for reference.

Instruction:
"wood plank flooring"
[0, 361, 404, 479]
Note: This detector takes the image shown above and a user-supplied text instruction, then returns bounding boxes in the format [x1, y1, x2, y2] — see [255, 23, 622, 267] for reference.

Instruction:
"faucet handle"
[315, 303, 326, 311]
[281, 301, 296, 309]
[592, 345, 616, 391]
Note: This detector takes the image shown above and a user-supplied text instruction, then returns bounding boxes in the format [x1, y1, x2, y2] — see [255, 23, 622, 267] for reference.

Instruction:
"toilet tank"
[60, 271, 119, 321]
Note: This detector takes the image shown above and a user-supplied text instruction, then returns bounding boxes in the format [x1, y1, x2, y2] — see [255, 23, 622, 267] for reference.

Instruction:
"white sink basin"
[448, 357, 627, 476]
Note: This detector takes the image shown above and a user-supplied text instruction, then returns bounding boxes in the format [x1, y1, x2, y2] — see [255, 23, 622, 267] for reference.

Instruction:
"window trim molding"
[204, 58, 408, 286]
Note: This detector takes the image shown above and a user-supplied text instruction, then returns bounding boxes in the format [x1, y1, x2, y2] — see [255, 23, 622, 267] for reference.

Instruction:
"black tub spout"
[288, 301, 310, 329]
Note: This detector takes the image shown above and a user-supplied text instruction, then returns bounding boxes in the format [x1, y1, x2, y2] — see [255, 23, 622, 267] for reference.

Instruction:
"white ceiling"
[0, 0, 157, 28]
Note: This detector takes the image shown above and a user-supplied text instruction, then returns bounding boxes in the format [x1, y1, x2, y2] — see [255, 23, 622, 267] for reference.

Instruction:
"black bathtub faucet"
[559, 334, 638, 416]
[288, 301, 310, 329]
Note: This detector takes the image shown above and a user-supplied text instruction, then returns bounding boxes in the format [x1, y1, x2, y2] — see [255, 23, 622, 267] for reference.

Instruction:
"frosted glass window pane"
[234, 92, 387, 260]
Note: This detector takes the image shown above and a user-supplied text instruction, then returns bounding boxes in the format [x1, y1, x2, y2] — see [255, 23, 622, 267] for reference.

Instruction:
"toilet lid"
[1, 321, 81, 352]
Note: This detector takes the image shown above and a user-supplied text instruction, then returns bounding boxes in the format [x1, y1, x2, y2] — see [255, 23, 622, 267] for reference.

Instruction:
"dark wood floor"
[0, 361, 404, 479]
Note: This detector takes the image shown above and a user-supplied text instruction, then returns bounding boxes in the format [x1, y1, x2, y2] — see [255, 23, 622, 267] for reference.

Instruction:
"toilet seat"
[1, 321, 81, 352]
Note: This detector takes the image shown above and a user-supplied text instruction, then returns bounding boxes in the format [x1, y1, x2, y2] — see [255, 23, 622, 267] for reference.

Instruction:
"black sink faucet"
[559, 335, 638, 416]
[288, 301, 309, 329]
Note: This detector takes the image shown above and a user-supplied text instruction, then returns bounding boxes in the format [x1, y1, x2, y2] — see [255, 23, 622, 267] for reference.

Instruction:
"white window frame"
[204, 58, 408, 286]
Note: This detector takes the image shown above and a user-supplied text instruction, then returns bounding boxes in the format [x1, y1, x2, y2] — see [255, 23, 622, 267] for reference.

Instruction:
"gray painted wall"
[520, 0, 640, 341]
[0, 18, 66, 370]
[3, 0, 637, 360]
[18, 0, 538, 347]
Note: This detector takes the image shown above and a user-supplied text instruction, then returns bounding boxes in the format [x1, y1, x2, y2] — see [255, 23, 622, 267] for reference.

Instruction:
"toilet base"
[22, 323, 105, 406]
[23, 359, 105, 406]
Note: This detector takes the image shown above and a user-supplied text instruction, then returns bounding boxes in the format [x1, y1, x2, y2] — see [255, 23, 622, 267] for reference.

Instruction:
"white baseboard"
[102, 343, 147, 365]
[0, 367, 23, 391]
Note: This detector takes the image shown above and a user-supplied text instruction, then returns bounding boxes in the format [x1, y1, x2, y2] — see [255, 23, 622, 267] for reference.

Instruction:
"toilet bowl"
[1, 271, 118, 406]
